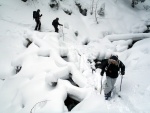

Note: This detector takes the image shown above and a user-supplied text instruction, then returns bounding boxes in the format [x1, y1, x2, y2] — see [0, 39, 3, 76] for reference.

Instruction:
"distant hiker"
[33, 9, 42, 31]
[100, 55, 125, 100]
[52, 18, 63, 33]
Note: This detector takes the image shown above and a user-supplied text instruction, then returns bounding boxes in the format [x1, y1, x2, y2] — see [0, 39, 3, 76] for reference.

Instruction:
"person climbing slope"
[52, 18, 63, 33]
[33, 9, 42, 31]
[100, 55, 125, 100]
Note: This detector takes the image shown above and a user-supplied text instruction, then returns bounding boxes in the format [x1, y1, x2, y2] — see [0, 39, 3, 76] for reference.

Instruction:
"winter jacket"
[52, 19, 62, 27]
[101, 59, 125, 78]
[35, 11, 42, 20]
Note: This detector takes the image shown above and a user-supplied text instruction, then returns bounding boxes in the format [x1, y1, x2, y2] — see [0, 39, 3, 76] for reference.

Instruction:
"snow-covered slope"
[0, 0, 150, 113]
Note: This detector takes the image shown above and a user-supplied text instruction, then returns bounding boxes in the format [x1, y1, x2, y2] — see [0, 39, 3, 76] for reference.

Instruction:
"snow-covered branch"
[105, 33, 150, 41]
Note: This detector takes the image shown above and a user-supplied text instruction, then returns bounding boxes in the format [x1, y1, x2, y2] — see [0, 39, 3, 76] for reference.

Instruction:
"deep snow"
[0, 0, 150, 113]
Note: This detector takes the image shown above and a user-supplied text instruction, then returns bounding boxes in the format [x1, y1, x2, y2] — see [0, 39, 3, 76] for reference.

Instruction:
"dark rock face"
[64, 95, 80, 111]
[75, 2, 87, 16]
[63, 9, 72, 15]
[22, 0, 27, 2]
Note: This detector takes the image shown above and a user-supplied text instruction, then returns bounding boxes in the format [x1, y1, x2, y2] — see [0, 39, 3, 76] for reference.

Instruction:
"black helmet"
[37, 9, 40, 12]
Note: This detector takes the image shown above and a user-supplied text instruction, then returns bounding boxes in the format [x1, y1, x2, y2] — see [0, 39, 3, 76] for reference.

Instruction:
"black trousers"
[35, 19, 41, 31]
[53, 25, 59, 33]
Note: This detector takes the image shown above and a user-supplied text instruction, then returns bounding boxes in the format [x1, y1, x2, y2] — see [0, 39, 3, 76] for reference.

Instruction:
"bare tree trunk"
[95, 0, 99, 24]
[91, 0, 94, 15]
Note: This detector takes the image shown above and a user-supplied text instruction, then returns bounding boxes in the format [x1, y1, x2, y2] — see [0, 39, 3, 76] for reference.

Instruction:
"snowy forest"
[0, 0, 150, 113]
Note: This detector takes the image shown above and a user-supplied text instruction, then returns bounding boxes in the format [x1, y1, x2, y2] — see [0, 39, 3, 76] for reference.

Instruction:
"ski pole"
[120, 75, 123, 92]
[100, 76, 103, 94]
[61, 26, 64, 41]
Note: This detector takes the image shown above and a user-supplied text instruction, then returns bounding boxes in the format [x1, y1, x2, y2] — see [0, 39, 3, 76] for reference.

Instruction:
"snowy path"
[58, 33, 135, 113]
[1, 0, 150, 112]
[0, 27, 149, 113]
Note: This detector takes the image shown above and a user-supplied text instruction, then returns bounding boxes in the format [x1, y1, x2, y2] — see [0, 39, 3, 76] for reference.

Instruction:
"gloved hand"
[121, 71, 125, 75]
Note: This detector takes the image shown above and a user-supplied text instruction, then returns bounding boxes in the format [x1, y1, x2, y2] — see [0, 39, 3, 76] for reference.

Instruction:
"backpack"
[52, 20, 55, 26]
[98, 59, 107, 69]
[33, 11, 37, 19]
[105, 58, 120, 72]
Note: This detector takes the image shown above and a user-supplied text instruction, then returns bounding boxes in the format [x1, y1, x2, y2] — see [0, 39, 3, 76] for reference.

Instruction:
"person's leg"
[35, 19, 38, 30]
[38, 20, 41, 31]
[110, 78, 117, 91]
[105, 77, 117, 100]
[53, 26, 58, 33]
[108, 78, 117, 97]
[104, 76, 112, 94]
[110, 78, 117, 97]
[104, 76, 113, 100]
[55, 27, 59, 33]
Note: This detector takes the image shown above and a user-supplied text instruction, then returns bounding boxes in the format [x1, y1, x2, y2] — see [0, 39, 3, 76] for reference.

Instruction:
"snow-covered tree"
[90, 0, 95, 15]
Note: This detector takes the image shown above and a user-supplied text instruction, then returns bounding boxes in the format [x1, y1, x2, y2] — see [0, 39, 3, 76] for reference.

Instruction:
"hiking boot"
[105, 91, 112, 100]
[38, 28, 41, 31]
[105, 96, 109, 100]
[107, 91, 112, 97]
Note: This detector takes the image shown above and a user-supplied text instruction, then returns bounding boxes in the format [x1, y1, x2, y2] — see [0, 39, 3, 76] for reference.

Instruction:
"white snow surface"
[0, 0, 150, 113]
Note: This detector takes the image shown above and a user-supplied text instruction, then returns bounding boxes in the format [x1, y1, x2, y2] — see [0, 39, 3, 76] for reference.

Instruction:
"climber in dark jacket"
[52, 18, 63, 33]
[34, 9, 42, 31]
[100, 55, 125, 100]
